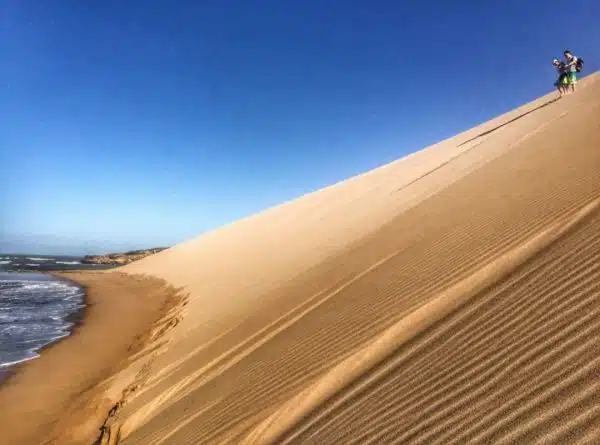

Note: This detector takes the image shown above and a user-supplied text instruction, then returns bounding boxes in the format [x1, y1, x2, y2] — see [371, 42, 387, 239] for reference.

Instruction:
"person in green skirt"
[563, 50, 580, 93]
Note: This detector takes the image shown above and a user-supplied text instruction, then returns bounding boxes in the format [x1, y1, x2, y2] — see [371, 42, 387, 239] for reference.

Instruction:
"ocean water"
[0, 255, 116, 377]
[0, 254, 92, 272]
[0, 271, 85, 372]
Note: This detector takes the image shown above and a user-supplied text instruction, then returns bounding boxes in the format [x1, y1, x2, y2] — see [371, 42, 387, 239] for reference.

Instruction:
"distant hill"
[81, 247, 168, 265]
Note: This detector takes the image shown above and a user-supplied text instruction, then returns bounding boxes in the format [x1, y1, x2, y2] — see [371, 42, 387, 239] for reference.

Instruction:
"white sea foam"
[0, 261, 11, 265]
[0, 353, 39, 369]
[25, 263, 41, 267]
[26, 257, 53, 262]
[0, 274, 85, 368]
[55, 261, 81, 265]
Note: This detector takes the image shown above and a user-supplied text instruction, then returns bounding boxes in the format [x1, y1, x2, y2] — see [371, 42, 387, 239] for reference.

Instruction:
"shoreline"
[0, 271, 89, 387]
[0, 270, 185, 445]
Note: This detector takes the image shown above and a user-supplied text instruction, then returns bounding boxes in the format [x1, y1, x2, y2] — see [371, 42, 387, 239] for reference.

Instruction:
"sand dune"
[100, 73, 600, 444]
[2, 74, 599, 445]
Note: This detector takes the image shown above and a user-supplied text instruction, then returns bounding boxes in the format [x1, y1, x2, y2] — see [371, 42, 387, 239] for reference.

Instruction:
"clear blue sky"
[2, 0, 599, 255]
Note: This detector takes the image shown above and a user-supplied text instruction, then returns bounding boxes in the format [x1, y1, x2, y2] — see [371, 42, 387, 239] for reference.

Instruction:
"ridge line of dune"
[237, 197, 600, 445]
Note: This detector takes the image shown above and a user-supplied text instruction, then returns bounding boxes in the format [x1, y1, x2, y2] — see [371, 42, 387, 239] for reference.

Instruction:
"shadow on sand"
[458, 98, 560, 147]
[395, 97, 560, 193]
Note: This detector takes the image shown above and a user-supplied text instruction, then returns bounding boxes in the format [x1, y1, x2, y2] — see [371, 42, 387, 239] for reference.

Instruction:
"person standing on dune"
[552, 58, 568, 98]
[563, 50, 581, 93]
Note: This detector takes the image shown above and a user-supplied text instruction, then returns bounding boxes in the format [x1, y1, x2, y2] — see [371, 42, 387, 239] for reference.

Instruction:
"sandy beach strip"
[0, 272, 185, 445]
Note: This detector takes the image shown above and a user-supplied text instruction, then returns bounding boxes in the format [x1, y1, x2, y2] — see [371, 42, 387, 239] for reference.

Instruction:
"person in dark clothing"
[552, 58, 568, 97]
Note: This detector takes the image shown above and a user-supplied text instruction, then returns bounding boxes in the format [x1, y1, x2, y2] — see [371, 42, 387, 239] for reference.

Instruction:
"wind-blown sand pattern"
[2, 74, 599, 445]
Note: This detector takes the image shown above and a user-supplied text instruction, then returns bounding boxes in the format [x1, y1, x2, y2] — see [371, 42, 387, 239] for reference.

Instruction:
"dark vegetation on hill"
[81, 248, 168, 265]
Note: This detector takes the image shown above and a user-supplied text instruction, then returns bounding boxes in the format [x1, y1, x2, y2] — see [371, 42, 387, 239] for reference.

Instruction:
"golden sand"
[2, 73, 599, 444]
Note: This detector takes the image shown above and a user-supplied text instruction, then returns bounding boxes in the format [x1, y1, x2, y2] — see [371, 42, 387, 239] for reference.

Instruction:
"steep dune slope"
[114, 73, 600, 444]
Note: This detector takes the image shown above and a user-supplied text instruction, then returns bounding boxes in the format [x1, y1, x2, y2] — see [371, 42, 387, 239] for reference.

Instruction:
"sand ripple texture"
[115, 74, 600, 444]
